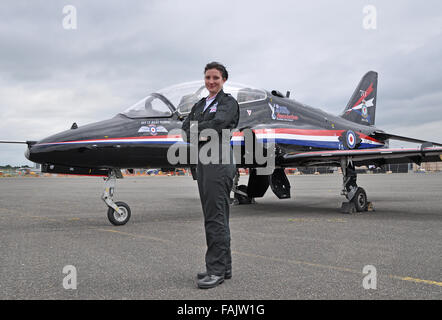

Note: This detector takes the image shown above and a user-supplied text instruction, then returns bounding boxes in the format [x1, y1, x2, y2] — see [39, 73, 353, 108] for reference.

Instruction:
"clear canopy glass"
[121, 81, 267, 118]
[122, 93, 173, 118]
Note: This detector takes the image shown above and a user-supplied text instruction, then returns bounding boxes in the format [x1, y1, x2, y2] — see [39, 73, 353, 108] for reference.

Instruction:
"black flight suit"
[182, 89, 239, 276]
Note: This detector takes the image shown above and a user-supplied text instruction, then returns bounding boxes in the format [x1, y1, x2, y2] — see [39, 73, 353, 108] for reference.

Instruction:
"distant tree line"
[0, 165, 31, 169]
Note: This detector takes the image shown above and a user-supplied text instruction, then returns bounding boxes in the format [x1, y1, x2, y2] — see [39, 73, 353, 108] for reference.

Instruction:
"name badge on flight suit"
[209, 102, 218, 113]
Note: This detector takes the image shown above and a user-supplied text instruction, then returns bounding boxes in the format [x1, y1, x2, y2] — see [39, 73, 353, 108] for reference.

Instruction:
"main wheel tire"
[107, 201, 131, 226]
[352, 187, 368, 212]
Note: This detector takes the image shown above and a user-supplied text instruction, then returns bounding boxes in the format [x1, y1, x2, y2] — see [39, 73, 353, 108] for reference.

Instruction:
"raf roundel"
[346, 130, 356, 149]
[149, 125, 157, 136]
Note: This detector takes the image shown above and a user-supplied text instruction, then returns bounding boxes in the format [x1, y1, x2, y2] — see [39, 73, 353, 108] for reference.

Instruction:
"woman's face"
[205, 68, 226, 96]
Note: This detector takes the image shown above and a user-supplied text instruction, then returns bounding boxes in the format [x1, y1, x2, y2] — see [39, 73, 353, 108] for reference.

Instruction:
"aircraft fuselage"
[26, 91, 386, 170]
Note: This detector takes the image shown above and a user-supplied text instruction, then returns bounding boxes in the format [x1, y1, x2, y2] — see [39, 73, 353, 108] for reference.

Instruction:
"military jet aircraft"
[2, 71, 442, 225]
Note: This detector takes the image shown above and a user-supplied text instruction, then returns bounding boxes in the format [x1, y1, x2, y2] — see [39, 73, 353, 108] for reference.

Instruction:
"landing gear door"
[269, 168, 291, 199]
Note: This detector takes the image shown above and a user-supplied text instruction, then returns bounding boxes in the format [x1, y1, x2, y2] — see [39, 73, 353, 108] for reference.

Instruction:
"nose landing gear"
[102, 169, 131, 225]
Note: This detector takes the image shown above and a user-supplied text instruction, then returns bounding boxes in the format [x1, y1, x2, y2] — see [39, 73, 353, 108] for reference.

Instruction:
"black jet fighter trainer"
[2, 71, 442, 225]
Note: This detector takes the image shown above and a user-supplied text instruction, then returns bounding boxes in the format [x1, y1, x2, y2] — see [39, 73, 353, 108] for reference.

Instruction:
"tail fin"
[341, 71, 377, 126]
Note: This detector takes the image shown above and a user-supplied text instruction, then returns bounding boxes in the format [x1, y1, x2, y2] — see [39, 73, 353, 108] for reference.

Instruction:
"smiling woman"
[158, 81, 267, 115]
[179, 62, 241, 290]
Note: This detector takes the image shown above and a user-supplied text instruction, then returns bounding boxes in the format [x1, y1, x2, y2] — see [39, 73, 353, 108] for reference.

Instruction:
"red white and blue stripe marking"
[35, 135, 186, 146]
[245, 129, 383, 149]
[35, 129, 384, 149]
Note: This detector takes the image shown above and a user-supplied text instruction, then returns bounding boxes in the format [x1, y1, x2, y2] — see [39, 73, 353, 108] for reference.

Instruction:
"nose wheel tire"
[352, 187, 368, 212]
[107, 201, 131, 226]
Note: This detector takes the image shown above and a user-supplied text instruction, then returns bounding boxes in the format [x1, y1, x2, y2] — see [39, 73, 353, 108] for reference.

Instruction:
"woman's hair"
[204, 61, 228, 80]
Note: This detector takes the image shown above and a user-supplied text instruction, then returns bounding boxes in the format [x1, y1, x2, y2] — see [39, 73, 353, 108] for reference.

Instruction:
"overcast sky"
[1, 0, 441, 166]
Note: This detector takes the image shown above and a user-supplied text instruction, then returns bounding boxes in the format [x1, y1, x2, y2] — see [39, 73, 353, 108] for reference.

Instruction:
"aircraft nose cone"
[24, 141, 37, 161]
[24, 147, 30, 160]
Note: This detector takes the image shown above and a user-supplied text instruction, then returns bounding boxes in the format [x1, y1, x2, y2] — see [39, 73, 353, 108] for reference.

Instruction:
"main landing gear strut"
[340, 158, 373, 214]
[231, 169, 255, 205]
[102, 169, 131, 225]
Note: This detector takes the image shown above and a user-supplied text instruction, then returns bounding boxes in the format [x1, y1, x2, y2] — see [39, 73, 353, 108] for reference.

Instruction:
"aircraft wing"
[370, 131, 442, 147]
[279, 146, 442, 167]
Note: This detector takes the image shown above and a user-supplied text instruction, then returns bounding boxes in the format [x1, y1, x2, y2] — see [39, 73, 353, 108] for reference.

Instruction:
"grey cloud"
[1, 0, 442, 165]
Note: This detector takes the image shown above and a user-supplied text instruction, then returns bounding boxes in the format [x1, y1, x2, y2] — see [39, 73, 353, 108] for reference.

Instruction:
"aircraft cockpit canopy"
[121, 81, 267, 118]
[122, 93, 174, 119]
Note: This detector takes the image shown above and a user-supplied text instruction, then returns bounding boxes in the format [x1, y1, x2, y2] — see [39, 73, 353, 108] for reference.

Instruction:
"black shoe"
[197, 269, 232, 280]
[197, 274, 224, 289]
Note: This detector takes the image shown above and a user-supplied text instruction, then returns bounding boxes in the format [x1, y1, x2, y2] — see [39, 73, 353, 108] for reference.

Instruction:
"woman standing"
[182, 62, 239, 289]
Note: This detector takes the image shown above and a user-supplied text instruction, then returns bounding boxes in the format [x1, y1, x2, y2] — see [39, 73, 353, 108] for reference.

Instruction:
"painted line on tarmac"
[233, 251, 359, 274]
[95, 228, 174, 245]
[388, 275, 442, 287]
[29, 215, 58, 222]
[0, 208, 83, 222]
[233, 251, 442, 287]
[94, 228, 442, 288]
